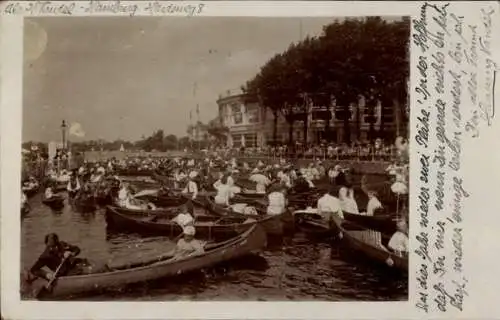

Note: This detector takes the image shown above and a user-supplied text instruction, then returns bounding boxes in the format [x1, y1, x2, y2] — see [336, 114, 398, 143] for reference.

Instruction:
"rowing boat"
[342, 212, 398, 235]
[105, 205, 271, 239]
[21, 224, 267, 299]
[292, 209, 332, 238]
[42, 195, 65, 209]
[23, 185, 39, 198]
[204, 196, 286, 236]
[134, 192, 188, 208]
[331, 212, 408, 272]
[72, 196, 97, 213]
[105, 205, 183, 218]
[114, 168, 155, 176]
[152, 173, 173, 185]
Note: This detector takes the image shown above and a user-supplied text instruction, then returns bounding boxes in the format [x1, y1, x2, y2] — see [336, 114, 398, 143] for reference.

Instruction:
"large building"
[216, 90, 404, 148]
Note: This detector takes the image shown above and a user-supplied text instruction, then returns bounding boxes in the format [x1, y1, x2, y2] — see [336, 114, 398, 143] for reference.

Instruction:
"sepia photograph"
[19, 15, 410, 302]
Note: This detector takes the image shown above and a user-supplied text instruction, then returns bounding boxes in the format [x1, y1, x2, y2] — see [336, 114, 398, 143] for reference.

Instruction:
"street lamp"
[61, 120, 67, 150]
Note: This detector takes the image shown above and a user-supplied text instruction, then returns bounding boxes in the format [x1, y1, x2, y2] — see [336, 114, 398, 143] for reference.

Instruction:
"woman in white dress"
[267, 185, 287, 216]
[214, 176, 232, 206]
[358, 190, 385, 247]
[388, 219, 409, 256]
[338, 185, 359, 214]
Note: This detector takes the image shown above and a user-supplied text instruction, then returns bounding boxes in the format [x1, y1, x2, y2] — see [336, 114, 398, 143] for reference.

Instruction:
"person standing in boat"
[267, 185, 287, 216]
[174, 226, 205, 259]
[355, 190, 385, 247]
[226, 169, 235, 187]
[338, 183, 359, 214]
[28, 233, 82, 281]
[174, 169, 187, 189]
[292, 171, 310, 194]
[172, 205, 195, 231]
[182, 176, 198, 200]
[67, 172, 81, 199]
[317, 187, 343, 221]
[279, 168, 292, 189]
[363, 190, 383, 216]
[21, 191, 28, 212]
[44, 187, 54, 200]
[214, 175, 232, 206]
[388, 219, 409, 256]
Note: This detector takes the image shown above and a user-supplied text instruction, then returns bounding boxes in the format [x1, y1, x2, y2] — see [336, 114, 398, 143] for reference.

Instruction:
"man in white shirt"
[317, 188, 343, 220]
[267, 186, 287, 216]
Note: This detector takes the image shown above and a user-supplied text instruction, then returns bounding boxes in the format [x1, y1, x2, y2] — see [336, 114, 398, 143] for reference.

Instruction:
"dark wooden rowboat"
[22, 185, 39, 198]
[42, 195, 65, 209]
[52, 182, 67, 193]
[134, 193, 187, 208]
[152, 173, 173, 185]
[204, 196, 285, 236]
[343, 212, 398, 235]
[21, 203, 31, 216]
[331, 212, 408, 272]
[73, 196, 97, 213]
[21, 224, 267, 299]
[105, 205, 183, 218]
[115, 168, 155, 177]
[105, 206, 270, 239]
[292, 210, 332, 238]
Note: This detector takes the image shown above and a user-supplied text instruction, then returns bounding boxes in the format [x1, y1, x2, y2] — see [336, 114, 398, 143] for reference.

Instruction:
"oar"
[36, 256, 68, 298]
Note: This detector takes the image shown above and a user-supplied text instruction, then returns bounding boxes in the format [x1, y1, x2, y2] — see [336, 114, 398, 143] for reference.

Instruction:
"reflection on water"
[22, 191, 407, 301]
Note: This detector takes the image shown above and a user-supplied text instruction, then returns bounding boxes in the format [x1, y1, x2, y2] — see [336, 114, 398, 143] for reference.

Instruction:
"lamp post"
[61, 120, 67, 150]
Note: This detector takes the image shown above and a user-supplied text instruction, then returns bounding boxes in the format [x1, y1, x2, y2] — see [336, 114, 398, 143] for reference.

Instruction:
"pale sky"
[23, 16, 338, 143]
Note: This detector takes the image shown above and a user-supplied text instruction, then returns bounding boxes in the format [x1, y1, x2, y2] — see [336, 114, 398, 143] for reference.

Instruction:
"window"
[312, 110, 332, 121]
[244, 133, 257, 147]
[231, 104, 242, 125]
[232, 134, 242, 147]
[247, 105, 260, 123]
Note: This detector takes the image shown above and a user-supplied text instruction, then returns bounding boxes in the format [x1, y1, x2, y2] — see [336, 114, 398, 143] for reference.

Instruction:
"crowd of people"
[23, 136, 409, 284]
[196, 138, 403, 162]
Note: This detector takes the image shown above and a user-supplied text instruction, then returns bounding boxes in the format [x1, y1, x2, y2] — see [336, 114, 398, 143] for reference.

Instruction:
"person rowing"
[182, 176, 199, 200]
[28, 233, 84, 282]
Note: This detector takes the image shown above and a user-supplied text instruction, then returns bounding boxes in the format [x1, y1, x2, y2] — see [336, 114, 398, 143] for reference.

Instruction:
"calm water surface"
[22, 183, 407, 301]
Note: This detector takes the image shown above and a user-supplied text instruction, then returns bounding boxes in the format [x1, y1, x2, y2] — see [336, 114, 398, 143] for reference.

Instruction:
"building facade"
[216, 91, 403, 147]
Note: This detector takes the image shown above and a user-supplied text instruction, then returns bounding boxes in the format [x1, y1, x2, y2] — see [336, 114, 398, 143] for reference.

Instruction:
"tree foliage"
[243, 17, 410, 144]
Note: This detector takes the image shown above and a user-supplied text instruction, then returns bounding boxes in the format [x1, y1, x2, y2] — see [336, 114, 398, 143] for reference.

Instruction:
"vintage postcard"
[1, 1, 499, 319]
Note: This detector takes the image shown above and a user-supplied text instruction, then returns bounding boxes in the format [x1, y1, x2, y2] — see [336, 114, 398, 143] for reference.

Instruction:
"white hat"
[189, 171, 198, 179]
[183, 225, 196, 236]
[173, 213, 194, 227]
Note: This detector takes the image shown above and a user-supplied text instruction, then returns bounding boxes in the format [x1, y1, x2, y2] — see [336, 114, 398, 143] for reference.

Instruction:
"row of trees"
[242, 17, 410, 144]
[23, 117, 230, 153]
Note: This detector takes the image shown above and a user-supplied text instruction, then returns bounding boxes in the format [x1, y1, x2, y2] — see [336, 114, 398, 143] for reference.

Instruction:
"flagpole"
[196, 104, 200, 150]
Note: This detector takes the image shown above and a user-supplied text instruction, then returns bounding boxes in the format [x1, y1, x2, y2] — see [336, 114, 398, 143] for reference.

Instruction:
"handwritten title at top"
[2, 1, 206, 17]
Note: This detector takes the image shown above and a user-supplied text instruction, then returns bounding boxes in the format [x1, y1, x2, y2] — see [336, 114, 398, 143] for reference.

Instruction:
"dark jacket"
[30, 241, 81, 279]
